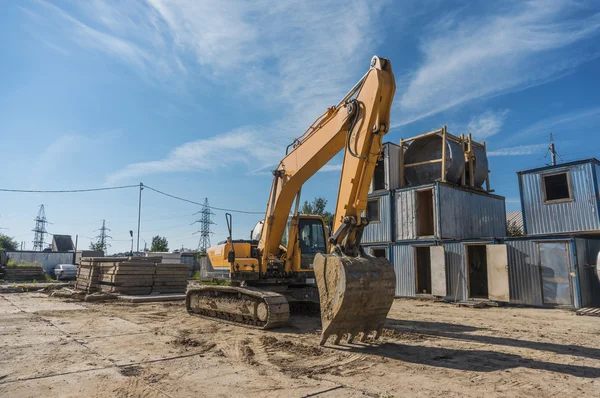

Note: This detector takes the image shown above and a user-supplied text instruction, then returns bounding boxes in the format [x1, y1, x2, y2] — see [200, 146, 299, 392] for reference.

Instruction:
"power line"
[0, 183, 262, 214]
[143, 185, 263, 214]
[0, 185, 139, 193]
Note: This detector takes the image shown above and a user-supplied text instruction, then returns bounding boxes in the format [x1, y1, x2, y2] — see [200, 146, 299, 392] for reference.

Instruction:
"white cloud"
[510, 106, 600, 141]
[107, 129, 278, 183]
[466, 109, 509, 140]
[34, 1, 153, 73]
[319, 164, 343, 172]
[488, 143, 547, 157]
[92, 0, 387, 181]
[393, 0, 600, 127]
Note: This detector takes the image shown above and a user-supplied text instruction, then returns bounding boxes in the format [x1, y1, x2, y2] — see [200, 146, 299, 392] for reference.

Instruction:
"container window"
[372, 160, 386, 191]
[370, 247, 387, 258]
[542, 172, 572, 202]
[366, 199, 380, 223]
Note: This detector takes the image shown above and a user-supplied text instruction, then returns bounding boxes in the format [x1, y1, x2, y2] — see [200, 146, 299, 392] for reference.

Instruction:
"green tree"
[0, 234, 18, 251]
[89, 241, 106, 252]
[300, 197, 334, 227]
[151, 235, 169, 252]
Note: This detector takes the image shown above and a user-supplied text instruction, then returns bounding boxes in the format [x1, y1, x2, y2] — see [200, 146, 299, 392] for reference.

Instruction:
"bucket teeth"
[358, 332, 366, 343]
[314, 253, 396, 347]
[347, 333, 355, 344]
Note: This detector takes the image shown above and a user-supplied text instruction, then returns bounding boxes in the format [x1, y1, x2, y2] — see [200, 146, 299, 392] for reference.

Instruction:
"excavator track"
[186, 285, 289, 329]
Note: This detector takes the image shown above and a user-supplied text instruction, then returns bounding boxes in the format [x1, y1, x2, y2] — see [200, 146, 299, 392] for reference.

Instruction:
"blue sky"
[1, 0, 600, 253]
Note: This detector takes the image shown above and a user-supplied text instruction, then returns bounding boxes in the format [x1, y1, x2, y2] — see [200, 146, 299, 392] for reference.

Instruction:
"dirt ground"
[1, 293, 599, 397]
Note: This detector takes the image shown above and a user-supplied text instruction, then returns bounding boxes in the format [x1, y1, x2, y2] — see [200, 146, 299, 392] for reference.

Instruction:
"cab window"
[280, 218, 291, 248]
[298, 218, 326, 254]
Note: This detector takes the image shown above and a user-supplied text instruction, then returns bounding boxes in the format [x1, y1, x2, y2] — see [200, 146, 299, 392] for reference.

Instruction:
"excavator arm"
[258, 56, 397, 345]
[259, 56, 395, 262]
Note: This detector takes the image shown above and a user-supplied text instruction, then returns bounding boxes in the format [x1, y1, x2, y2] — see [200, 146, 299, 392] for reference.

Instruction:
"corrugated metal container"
[519, 159, 600, 235]
[369, 142, 402, 193]
[362, 191, 393, 243]
[438, 184, 506, 239]
[504, 235, 600, 309]
[6, 251, 75, 275]
[394, 184, 432, 240]
[391, 240, 477, 301]
[390, 234, 600, 308]
[394, 182, 506, 241]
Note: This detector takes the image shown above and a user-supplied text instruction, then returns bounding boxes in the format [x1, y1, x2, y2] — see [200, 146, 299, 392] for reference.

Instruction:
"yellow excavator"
[186, 56, 396, 345]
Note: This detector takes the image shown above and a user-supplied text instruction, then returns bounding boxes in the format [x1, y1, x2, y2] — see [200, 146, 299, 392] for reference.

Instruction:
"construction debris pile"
[75, 257, 189, 295]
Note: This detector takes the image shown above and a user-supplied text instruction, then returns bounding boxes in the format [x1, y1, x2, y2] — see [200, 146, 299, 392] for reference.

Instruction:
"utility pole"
[137, 182, 143, 253]
[32, 205, 49, 251]
[193, 198, 215, 253]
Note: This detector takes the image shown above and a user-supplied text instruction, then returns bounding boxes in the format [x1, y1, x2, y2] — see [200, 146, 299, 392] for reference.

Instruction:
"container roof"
[517, 158, 600, 175]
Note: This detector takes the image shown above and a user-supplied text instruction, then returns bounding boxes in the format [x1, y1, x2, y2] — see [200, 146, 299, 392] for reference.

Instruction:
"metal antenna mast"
[193, 198, 215, 253]
[32, 205, 49, 251]
[545, 133, 563, 166]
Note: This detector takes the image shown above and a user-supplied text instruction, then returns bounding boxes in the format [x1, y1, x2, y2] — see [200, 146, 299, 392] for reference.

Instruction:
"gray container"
[404, 134, 465, 186]
[394, 182, 506, 241]
[519, 159, 600, 235]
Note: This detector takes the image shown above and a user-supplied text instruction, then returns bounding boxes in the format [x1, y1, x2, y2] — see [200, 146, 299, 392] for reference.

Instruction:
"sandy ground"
[1, 293, 599, 397]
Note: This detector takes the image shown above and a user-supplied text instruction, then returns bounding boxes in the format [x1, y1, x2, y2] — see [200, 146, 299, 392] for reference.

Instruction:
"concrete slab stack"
[2, 266, 45, 282]
[153, 263, 190, 293]
[75, 257, 189, 295]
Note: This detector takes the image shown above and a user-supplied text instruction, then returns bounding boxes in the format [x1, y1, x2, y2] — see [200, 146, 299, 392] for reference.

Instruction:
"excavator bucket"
[313, 253, 396, 345]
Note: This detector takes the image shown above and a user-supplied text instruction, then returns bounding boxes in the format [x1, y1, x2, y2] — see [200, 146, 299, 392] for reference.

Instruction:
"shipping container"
[503, 235, 600, 309]
[394, 182, 506, 241]
[518, 159, 600, 235]
[362, 190, 394, 244]
[369, 142, 402, 194]
[391, 239, 506, 302]
[389, 235, 600, 309]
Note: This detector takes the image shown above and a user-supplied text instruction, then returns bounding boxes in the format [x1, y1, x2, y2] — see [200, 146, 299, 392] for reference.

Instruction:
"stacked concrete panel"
[153, 263, 190, 293]
[75, 257, 189, 295]
[98, 259, 157, 295]
[75, 259, 102, 292]
[3, 266, 45, 282]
